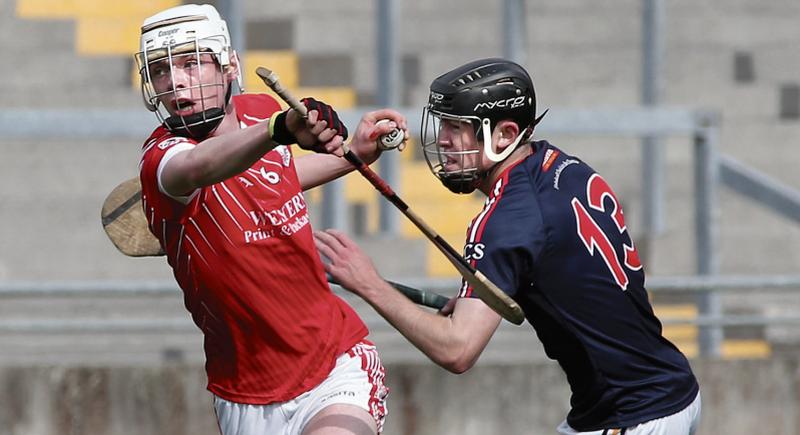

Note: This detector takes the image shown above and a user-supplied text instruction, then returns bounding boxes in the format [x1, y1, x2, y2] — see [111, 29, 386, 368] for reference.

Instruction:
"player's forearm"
[175, 122, 276, 190]
[296, 132, 385, 190]
[296, 153, 354, 190]
[361, 280, 473, 372]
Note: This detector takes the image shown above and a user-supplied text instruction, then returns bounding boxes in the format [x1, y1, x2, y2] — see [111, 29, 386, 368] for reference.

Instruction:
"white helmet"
[134, 4, 242, 138]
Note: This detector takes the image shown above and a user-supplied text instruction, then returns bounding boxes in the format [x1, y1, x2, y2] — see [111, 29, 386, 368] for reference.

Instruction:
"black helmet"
[422, 58, 545, 193]
[428, 57, 538, 137]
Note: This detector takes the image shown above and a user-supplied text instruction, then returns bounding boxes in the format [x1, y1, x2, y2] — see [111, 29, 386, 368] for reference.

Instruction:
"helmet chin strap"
[165, 107, 225, 139]
[481, 118, 524, 163]
[439, 171, 479, 194]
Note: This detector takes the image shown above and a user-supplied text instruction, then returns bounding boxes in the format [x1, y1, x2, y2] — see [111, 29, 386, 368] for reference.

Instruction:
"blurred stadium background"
[1, 0, 800, 433]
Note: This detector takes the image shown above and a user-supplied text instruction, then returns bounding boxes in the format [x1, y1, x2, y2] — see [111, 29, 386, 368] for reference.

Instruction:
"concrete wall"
[1, 358, 798, 435]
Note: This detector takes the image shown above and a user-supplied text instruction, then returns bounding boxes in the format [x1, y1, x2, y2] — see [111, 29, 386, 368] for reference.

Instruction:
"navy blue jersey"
[461, 141, 698, 431]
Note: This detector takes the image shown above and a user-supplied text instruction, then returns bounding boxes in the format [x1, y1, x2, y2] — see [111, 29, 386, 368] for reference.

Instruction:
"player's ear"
[225, 51, 241, 81]
[494, 120, 520, 152]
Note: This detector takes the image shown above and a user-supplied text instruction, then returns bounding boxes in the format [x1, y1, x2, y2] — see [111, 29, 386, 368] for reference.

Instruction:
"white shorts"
[557, 391, 701, 435]
[213, 340, 388, 435]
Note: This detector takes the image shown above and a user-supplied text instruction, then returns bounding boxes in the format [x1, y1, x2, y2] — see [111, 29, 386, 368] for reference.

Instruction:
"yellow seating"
[654, 303, 698, 319]
[721, 339, 771, 359]
[653, 303, 771, 359]
[16, 0, 76, 18]
[400, 197, 482, 238]
[17, 0, 179, 55]
[400, 163, 456, 201]
[73, 0, 178, 18]
[404, 199, 482, 277]
[77, 18, 146, 55]
[395, 161, 484, 276]
[295, 87, 357, 108]
[341, 170, 381, 235]
[244, 51, 356, 109]
[243, 50, 299, 92]
[654, 304, 699, 356]
[663, 337, 772, 360]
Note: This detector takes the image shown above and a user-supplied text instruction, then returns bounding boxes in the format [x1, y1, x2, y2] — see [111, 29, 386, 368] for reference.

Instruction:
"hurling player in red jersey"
[318, 58, 701, 434]
[135, 4, 407, 435]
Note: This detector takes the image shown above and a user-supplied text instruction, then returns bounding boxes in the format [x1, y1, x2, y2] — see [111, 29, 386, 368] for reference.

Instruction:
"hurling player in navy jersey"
[316, 58, 701, 434]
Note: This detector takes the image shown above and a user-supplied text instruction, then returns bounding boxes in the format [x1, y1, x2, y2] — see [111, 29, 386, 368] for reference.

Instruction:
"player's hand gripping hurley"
[256, 68, 525, 325]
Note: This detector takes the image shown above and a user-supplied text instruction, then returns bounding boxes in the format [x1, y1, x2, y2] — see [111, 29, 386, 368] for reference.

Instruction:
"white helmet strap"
[481, 118, 524, 162]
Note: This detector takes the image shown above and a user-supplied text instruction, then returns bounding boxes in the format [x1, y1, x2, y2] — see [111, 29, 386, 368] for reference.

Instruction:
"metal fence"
[2, 276, 800, 332]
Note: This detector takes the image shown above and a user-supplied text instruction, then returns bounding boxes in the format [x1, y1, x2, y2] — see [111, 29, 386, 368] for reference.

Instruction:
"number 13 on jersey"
[571, 174, 642, 290]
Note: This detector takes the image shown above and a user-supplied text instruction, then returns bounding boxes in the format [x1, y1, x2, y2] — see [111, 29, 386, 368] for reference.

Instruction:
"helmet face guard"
[135, 5, 240, 139]
[421, 109, 482, 194]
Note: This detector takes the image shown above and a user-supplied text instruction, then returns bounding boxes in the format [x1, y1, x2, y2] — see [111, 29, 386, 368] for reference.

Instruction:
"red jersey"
[138, 94, 368, 404]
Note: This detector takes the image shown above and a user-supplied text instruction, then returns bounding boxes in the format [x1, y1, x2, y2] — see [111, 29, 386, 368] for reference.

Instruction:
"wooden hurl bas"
[101, 177, 164, 257]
